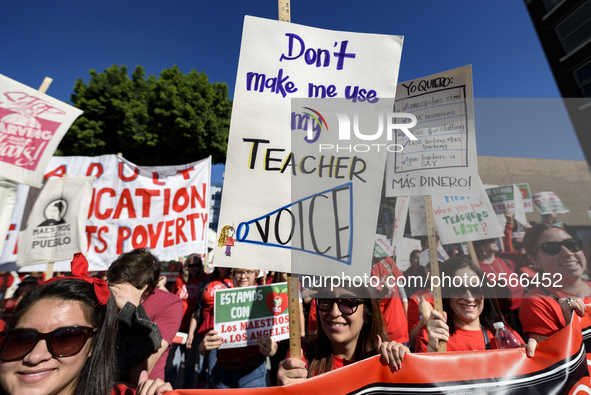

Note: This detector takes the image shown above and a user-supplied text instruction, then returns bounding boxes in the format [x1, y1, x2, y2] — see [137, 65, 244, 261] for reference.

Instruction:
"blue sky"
[2, 0, 584, 181]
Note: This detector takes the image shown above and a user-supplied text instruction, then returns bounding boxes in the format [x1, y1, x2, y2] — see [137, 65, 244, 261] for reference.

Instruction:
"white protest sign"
[533, 191, 569, 215]
[485, 184, 527, 225]
[516, 183, 534, 213]
[214, 283, 290, 349]
[431, 179, 504, 244]
[17, 177, 93, 266]
[0, 74, 83, 188]
[215, 16, 403, 277]
[1, 155, 210, 270]
[374, 235, 394, 258]
[392, 196, 410, 246]
[385, 65, 478, 197]
[394, 237, 422, 272]
[409, 196, 427, 236]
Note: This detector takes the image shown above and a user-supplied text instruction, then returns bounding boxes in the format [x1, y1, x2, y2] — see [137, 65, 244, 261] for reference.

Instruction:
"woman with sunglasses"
[0, 253, 171, 395]
[418, 257, 535, 355]
[198, 268, 277, 389]
[519, 224, 588, 343]
[277, 284, 409, 385]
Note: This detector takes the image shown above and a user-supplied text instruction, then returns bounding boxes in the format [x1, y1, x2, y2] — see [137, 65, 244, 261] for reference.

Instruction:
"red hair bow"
[42, 253, 111, 306]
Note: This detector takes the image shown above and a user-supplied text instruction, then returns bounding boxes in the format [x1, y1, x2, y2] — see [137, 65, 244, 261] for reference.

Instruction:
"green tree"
[57, 65, 232, 165]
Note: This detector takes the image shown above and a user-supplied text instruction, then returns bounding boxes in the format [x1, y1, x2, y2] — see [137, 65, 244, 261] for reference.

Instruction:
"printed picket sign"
[168, 312, 590, 394]
[373, 235, 394, 258]
[516, 183, 534, 213]
[1, 154, 210, 271]
[485, 184, 527, 225]
[17, 177, 93, 266]
[216, 16, 403, 277]
[532, 191, 569, 215]
[214, 283, 289, 349]
[0, 74, 83, 188]
[385, 66, 479, 197]
[431, 178, 504, 244]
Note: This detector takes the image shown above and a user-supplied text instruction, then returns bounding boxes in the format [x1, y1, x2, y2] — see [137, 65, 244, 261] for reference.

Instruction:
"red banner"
[167, 314, 590, 394]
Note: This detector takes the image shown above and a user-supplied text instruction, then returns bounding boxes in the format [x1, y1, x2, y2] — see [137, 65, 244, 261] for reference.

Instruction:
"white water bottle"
[494, 322, 522, 349]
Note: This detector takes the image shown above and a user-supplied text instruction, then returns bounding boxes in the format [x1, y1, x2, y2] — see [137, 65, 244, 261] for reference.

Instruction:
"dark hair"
[307, 284, 388, 377]
[523, 224, 565, 256]
[440, 257, 505, 335]
[410, 250, 422, 259]
[107, 248, 161, 295]
[2, 279, 118, 395]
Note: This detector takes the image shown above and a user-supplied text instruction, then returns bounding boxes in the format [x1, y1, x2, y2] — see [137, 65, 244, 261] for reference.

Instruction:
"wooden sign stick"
[424, 195, 446, 352]
[467, 241, 480, 268]
[277, 0, 301, 359]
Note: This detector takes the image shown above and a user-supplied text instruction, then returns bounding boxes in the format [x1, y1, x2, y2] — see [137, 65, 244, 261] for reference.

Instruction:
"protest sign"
[1, 154, 210, 271]
[0, 179, 17, 256]
[373, 235, 394, 258]
[485, 184, 527, 225]
[215, 16, 403, 277]
[394, 237, 422, 271]
[16, 176, 93, 266]
[169, 314, 589, 395]
[431, 179, 504, 244]
[0, 74, 83, 188]
[391, 196, 409, 246]
[516, 183, 533, 213]
[532, 191, 569, 215]
[408, 196, 427, 236]
[385, 65, 479, 197]
[214, 283, 290, 349]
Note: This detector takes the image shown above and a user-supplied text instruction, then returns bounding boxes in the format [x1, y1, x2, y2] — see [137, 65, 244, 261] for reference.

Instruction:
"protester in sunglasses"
[0, 253, 171, 395]
[418, 257, 536, 355]
[520, 224, 588, 343]
[277, 284, 409, 386]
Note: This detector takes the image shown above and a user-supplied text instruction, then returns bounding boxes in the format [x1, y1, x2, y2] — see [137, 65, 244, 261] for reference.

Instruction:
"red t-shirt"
[142, 289, 183, 380]
[287, 350, 354, 375]
[407, 290, 434, 332]
[520, 283, 591, 338]
[478, 256, 524, 311]
[111, 383, 135, 395]
[415, 326, 524, 352]
[173, 273, 208, 332]
[308, 299, 317, 332]
[371, 258, 409, 344]
[197, 276, 234, 335]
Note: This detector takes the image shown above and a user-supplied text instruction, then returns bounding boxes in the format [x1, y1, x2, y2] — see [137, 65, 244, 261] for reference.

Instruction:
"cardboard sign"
[215, 16, 403, 277]
[516, 183, 534, 213]
[394, 237, 422, 272]
[485, 184, 527, 225]
[391, 196, 409, 247]
[0, 74, 83, 188]
[1, 155, 210, 271]
[17, 177, 93, 266]
[431, 179, 504, 244]
[408, 196, 427, 236]
[385, 66, 478, 197]
[532, 191, 569, 215]
[214, 283, 290, 349]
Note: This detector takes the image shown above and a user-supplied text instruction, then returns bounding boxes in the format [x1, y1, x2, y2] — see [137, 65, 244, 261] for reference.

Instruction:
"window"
[554, 0, 591, 54]
[574, 60, 591, 97]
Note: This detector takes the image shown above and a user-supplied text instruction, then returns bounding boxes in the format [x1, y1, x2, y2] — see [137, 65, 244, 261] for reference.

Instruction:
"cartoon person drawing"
[218, 225, 236, 257]
[39, 200, 67, 226]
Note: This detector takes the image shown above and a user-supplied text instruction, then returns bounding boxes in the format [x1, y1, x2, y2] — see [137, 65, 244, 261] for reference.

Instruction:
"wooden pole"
[424, 196, 446, 352]
[467, 241, 480, 268]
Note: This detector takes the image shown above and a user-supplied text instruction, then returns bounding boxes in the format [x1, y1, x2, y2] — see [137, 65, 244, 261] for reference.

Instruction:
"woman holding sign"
[419, 257, 535, 355]
[519, 224, 589, 343]
[198, 268, 277, 389]
[277, 284, 409, 385]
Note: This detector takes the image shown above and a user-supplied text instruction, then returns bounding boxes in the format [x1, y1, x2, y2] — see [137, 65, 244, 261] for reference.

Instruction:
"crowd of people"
[0, 212, 589, 394]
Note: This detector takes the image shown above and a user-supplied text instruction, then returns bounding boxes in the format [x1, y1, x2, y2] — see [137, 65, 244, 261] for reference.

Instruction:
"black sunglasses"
[446, 285, 485, 300]
[0, 326, 95, 362]
[316, 298, 364, 315]
[536, 239, 583, 256]
[188, 264, 200, 268]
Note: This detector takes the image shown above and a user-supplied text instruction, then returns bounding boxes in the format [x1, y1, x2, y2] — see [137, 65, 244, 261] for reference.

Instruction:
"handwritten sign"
[392, 196, 410, 246]
[409, 196, 427, 236]
[0, 74, 83, 188]
[532, 191, 569, 215]
[431, 179, 504, 244]
[215, 16, 403, 277]
[385, 66, 478, 197]
[214, 283, 289, 349]
[516, 183, 534, 213]
[485, 184, 527, 225]
[394, 237, 422, 272]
